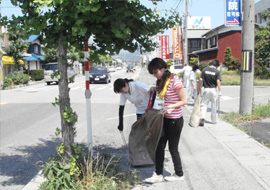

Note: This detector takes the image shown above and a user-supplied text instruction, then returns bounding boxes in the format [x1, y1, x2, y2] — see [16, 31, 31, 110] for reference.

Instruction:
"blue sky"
[1, 0, 260, 28]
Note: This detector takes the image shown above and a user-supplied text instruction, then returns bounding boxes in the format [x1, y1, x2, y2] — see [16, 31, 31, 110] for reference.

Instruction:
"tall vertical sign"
[172, 27, 181, 60]
[225, 0, 241, 26]
[159, 35, 170, 60]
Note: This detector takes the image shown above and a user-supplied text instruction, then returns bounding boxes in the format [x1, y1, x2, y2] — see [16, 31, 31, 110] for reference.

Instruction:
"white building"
[255, 0, 270, 27]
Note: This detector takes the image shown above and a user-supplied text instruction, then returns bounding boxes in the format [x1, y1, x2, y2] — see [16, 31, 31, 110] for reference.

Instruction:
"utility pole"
[239, 0, 255, 115]
[184, 0, 188, 66]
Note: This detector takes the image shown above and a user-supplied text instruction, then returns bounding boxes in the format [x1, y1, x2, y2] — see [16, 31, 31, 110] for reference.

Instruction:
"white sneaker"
[144, 172, 164, 184]
[164, 174, 184, 182]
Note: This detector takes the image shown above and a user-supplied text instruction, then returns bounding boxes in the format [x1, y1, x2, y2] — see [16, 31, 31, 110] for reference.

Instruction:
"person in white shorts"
[183, 64, 192, 88]
[197, 60, 221, 126]
[187, 64, 199, 102]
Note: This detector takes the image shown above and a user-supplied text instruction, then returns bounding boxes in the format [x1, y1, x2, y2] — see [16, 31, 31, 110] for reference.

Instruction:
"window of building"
[255, 15, 258, 23]
[189, 39, 201, 48]
[259, 13, 262, 24]
[207, 39, 211, 49]
[211, 36, 216, 47]
[34, 44, 39, 54]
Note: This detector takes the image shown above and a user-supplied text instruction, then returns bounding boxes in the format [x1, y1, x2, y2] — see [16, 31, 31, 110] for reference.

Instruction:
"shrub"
[254, 65, 270, 79]
[189, 57, 198, 66]
[198, 62, 208, 71]
[3, 76, 12, 89]
[2, 72, 30, 89]
[9, 71, 30, 85]
[166, 59, 173, 66]
[31, 69, 44, 81]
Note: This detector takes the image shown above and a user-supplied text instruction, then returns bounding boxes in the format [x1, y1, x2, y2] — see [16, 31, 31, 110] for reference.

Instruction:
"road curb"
[22, 170, 46, 190]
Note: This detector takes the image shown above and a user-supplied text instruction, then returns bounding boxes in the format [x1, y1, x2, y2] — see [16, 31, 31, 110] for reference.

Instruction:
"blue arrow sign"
[225, 0, 241, 26]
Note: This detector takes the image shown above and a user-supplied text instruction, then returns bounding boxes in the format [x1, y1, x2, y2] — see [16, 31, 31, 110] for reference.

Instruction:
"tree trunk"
[57, 32, 74, 162]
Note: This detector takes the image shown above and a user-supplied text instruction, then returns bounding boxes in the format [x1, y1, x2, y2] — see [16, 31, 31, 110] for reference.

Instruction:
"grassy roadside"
[39, 150, 139, 190]
[221, 101, 270, 147]
[222, 101, 270, 125]
[220, 71, 270, 86]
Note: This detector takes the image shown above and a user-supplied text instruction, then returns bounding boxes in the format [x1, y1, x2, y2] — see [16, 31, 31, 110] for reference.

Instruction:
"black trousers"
[155, 117, 184, 176]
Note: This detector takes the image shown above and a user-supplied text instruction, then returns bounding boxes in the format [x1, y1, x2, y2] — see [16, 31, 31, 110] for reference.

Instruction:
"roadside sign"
[158, 35, 170, 60]
[172, 27, 182, 60]
[225, 0, 241, 26]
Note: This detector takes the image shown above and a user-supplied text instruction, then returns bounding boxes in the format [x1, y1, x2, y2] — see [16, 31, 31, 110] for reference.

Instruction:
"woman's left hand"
[158, 106, 168, 114]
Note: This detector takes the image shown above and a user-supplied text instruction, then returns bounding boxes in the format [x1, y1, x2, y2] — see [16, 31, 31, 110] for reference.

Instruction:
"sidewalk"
[184, 104, 270, 190]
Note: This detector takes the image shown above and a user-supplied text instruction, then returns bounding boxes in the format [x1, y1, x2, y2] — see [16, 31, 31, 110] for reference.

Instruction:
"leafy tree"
[44, 48, 58, 63]
[97, 54, 112, 66]
[189, 57, 198, 66]
[255, 11, 270, 72]
[166, 59, 173, 66]
[199, 62, 208, 71]
[67, 46, 80, 65]
[4, 32, 28, 70]
[223, 47, 240, 70]
[223, 47, 233, 69]
[1, 0, 180, 161]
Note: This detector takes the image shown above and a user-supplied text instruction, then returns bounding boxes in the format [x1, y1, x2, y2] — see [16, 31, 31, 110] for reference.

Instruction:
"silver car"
[44, 62, 75, 85]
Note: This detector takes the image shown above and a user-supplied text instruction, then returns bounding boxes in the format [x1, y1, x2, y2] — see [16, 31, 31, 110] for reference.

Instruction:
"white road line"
[70, 86, 82, 90]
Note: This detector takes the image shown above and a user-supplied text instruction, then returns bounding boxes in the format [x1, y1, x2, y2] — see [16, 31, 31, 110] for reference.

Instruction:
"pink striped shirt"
[164, 74, 183, 118]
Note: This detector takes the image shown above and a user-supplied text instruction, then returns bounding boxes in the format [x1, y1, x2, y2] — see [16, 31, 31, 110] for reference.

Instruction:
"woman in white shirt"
[113, 78, 158, 131]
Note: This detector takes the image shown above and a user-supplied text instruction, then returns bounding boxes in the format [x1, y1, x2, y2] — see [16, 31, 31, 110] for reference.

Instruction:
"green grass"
[222, 101, 270, 125]
[221, 71, 270, 86]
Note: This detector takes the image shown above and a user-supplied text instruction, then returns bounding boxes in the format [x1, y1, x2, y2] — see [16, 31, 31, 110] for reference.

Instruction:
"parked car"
[170, 64, 184, 74]
[108, 67, 116, 72]
[90, 66, 111, 84]
[44, 62, 75, 85]
[126, 65, 135, 73]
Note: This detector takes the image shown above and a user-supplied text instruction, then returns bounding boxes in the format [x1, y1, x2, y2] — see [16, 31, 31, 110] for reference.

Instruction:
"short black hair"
[113, 78, 133, 93]
[192, 65, 199, 71]
[210, 60, 220, 67]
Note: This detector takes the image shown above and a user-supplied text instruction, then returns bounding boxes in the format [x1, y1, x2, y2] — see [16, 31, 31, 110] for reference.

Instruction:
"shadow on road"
[0, 138, 60, 188]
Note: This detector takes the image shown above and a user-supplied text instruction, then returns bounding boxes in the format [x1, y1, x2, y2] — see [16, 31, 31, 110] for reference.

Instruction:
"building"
[0, 26, 24, 78]
[255, 0, 270, 27]
[186, 16, 211, 55]
[23, 34, 44, 72]
[192, 25, 242, 64]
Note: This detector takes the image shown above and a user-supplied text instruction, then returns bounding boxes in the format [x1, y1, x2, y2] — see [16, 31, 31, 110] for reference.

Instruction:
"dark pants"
[136, 114, 143, 120]
[155, 117, 184, 176]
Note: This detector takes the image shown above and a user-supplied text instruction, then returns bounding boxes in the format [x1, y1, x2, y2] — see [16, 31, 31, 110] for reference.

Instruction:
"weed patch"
[39, 145, 138, 190]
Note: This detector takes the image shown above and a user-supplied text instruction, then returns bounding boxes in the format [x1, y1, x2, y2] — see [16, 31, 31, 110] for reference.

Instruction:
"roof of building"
[23, 53, 44, 61]
[23, 35, 41, 43]
[192, 47, 219, 55]
[202, 24, 242, 37]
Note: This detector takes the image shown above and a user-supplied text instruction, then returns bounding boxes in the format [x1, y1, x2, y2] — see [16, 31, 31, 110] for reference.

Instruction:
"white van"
[44, 62, 75, 85]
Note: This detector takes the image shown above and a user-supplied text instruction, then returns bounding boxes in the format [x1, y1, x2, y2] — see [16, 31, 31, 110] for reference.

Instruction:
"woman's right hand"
[149, 86, 156, 92]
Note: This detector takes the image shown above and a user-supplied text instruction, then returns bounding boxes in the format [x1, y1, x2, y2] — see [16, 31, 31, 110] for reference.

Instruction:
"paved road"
[1, 67, 270, 190]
